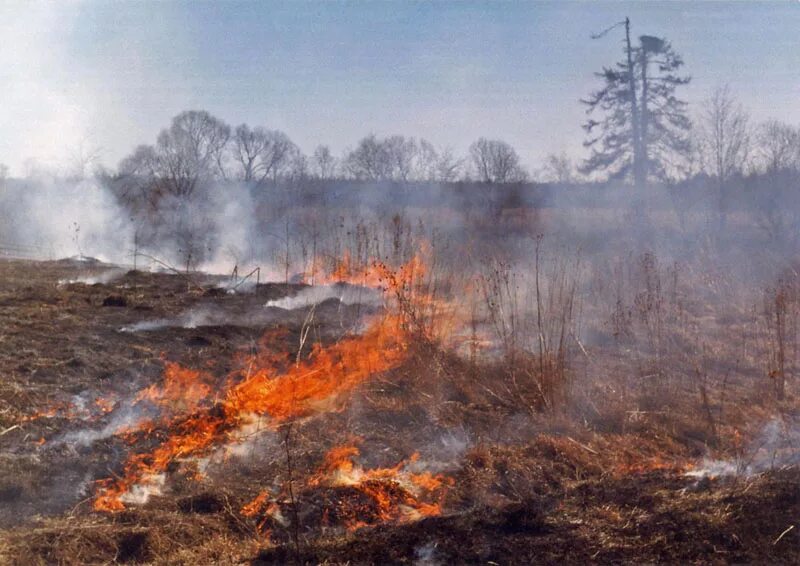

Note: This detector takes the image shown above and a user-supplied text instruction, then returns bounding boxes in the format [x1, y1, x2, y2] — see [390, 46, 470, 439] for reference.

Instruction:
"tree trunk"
[625, 17, 644, 190]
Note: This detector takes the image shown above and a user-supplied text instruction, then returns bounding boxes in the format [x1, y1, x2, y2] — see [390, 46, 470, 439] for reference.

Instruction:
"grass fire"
[2, 2, 800, 565]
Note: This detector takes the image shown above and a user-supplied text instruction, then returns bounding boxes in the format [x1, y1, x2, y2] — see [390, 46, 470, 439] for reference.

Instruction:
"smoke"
[686, 417, 800, 480]
[120, 286, 380, 333]
[414, 542, 441, 566]
[118, 303, 282, 333]
[0, 177, 133, 262]
[59, 403, 145, 447]
[58, 268, 126, 286]
[265, 283, 382, 310]
[119, 474, 166, 506]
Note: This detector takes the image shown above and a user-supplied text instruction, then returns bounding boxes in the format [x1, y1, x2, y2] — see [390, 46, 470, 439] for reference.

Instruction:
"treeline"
[111, 110, 528, 198]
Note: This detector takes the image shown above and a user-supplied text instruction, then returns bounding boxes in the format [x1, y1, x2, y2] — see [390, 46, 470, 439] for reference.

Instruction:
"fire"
[224, 313, 407, 419]
[238, 445, 452, 535]
[93, 253, 429, 513]
[304, 246, 428, 293]
[309, 445, 452, 529]
[613, 455, 691, 476]
[135, 361, 213, 414]
[20, 402, 70, 422]
[94, 397, 116, 415]
[241, 490, 270, 517]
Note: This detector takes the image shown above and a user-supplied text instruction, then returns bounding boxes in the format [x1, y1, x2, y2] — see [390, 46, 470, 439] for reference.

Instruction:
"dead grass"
[2, 204, 800, 564]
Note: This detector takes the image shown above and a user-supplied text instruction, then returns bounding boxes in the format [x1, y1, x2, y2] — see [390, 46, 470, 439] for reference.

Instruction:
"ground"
[1, 257, 799, 565]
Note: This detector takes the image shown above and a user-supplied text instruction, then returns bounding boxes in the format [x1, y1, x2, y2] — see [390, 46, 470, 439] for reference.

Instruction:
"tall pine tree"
[581, 18, 691, 187]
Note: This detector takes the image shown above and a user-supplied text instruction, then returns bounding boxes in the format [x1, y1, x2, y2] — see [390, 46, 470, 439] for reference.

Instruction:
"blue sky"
[1, 1, 798, 175]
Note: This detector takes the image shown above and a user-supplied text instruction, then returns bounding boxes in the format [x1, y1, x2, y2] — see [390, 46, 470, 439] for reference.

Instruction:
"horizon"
[1, 1, 798, 177]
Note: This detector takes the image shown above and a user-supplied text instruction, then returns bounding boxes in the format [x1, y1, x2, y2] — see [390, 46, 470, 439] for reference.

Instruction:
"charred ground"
[1, 248, 799, 564]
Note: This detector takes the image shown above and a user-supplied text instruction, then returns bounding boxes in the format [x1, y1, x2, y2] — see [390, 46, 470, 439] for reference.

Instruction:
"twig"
[571, 331, 589, 359]
[282, 424, 302, 564]
[773, 525, 794, 545]
[566, 436, 599, 455]
[0, 424, 20, 437]
[134, 252, 205, 291]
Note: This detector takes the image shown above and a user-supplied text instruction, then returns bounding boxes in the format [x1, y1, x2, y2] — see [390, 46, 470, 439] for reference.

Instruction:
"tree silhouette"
[581, 18, 691, 187]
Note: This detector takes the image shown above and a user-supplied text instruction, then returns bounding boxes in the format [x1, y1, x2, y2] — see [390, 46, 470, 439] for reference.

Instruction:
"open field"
[1, 197, 800, 565]
[2, 1, 800, 562]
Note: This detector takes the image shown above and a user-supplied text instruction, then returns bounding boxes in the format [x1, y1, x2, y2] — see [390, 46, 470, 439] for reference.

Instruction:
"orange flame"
[93, 254, 428, 513]
[135, 361, 213, 413]
[309, 445, 451, 529]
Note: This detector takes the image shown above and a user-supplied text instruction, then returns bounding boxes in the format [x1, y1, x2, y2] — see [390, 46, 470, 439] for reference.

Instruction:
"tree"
[434, 147, 465, 182]
[66, 138, 102, 180]
[696, 85, 751, 230]
[117, 111, 230, 199]
[230, 124, 299, 185]
[311, 145, 337, 179]
[469, 138, 527, 183]
[343, 134, 390, 180]
[415, 140, 464, 182]
[756, 120, 800, 174]
[581, 18, 691, 186]
[540, 152, 577, 184]
[154, 110, 231, 197]
[343, 134, 418, 181]
[382, 135, 418, 181]
[750, 120, 800, 238]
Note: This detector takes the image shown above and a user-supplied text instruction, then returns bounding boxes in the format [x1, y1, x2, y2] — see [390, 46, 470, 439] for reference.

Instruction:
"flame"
[309, 445, 451, 529]
[302, 247, 428, 291]
[613, 455, 691, 476]
[20, 403, 70, 422]
[94, 397, 116, 415]
[241, 490, 270, 517]
[135, 361, 213, 414]
[93, 253, 428, 513]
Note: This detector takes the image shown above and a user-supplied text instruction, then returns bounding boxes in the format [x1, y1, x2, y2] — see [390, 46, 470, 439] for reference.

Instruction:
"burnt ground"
[0, 259, 364, 526]
[1, 258, 800, 564]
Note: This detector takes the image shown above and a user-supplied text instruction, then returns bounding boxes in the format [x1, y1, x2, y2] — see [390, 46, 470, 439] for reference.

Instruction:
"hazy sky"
[1, 1, 798, 175]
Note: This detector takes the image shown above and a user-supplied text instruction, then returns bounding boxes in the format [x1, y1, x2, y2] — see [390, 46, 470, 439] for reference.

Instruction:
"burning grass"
[3, 213, 800, 564]
[91, 252, 426, 514]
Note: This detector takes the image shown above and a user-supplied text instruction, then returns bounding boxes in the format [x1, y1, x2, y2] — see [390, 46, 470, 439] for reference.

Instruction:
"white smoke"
[59, 404, 145, 447]
[1, 177, 133, 263]
[686, 417, 800, 480]
[265, 284, 382, 310]
[58, 268, 126, 286]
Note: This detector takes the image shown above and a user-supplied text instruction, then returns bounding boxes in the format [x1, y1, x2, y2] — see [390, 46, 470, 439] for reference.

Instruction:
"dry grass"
[2, 199, 800, 563]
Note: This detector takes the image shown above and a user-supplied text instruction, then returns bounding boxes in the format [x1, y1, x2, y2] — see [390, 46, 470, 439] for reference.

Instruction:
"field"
[1, 193, 800, 565]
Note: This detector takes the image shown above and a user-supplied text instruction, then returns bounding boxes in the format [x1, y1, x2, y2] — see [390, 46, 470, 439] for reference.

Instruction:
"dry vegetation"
[2, 196, 800, 565]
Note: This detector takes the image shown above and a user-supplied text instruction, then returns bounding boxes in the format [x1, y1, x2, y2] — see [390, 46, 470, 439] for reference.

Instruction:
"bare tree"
[756, 120, 800, 174]
[230, 124, 269, 183]
[66, 138, 103, 180]
[697, 85, 751, 230]
[311, 145, 337, 179]
[288, 152, 309, 182]
[343, 134, 426, 181]
[152, 110, 231, 197]
[751, 120, 800, 238]
[415, 139, 439, 181]
[435, 147, 465, 182]
[469, 138, 527, 183]
[540, 152, 577, 184]
[343, 134, 390, 180]
[383, 135, 418, 181]
[229, 124, 298, 185]
[116, 144, 161, 211]
[415, 140, 464, 182]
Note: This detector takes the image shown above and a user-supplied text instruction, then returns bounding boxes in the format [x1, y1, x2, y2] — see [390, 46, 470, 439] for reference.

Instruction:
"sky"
[0, 0, 798, 176]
